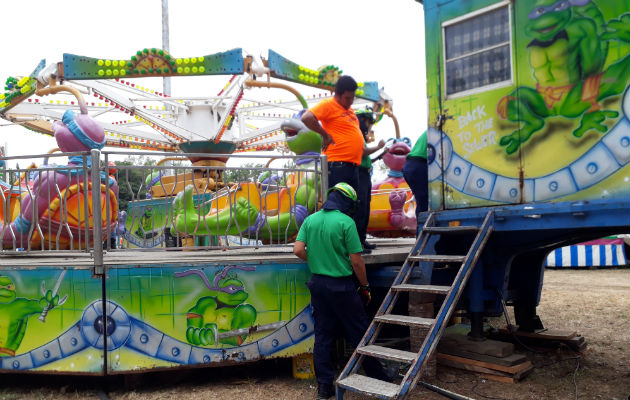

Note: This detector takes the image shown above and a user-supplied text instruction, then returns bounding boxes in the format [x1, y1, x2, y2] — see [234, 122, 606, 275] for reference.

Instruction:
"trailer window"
[443, 4, 511, 96]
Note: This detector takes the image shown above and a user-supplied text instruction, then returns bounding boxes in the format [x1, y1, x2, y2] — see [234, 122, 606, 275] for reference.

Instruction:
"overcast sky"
[0, 0, 426, 164]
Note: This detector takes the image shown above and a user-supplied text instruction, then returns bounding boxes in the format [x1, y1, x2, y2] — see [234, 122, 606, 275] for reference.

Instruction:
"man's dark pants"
[307, 274, 389, 385]
[356, 167, 372, 244]
[402, 157, 428, 235]
[327, 161, 360, 223]
[327, 161, 359, 192]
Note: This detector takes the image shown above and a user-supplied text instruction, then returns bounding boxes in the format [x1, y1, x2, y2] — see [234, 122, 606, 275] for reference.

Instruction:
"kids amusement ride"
[0, 47, 417, 249]
[0, 47, 417, 376]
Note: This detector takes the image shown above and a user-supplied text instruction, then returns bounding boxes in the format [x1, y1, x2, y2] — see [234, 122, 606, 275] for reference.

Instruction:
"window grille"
[444, 5, 511, 96]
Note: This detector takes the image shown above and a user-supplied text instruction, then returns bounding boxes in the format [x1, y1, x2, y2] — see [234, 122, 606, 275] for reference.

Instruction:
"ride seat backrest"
[34, 181, 118, 249]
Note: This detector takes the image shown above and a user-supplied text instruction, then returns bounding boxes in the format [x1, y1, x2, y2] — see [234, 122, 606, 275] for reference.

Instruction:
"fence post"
[90, 149, 104, 275]
[320, 154, 328, 202]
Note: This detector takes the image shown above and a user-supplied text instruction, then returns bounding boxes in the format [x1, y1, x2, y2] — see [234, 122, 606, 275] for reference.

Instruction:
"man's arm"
[350, 253, 369, 287]
[301, 110, 335, 151]
[293, 240, 307, 261]
[362, 139, 386, 156]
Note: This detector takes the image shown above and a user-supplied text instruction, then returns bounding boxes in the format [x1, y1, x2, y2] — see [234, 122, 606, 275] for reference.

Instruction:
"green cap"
[327, 182, 357, 202]
[355, 107, 375, 123]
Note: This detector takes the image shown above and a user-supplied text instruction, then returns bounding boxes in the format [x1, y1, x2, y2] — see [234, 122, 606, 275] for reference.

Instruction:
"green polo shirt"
[359, 140, 372, 169]
[408, 130, 427, 160]
[296, 209, 363, 277]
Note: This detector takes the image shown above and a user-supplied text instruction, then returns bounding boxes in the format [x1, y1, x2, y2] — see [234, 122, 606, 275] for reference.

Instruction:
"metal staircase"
[336, 211, 495, 399]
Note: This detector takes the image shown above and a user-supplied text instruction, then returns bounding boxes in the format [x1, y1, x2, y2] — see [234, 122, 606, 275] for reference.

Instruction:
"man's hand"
[301, 110, 335, 152]
[358, 285, 371, 306]
[377, 139, 386, 149]
[322, 134, 336, 151]
[293, 240, 307, 261]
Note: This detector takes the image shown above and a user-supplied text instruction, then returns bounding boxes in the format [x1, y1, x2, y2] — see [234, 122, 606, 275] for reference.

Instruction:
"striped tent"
[545, 237, 628, 268]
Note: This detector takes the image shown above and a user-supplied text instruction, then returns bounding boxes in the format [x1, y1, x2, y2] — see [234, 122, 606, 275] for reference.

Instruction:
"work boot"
[363, 241, 376, 250]
[317, 383, 335, 399]
[361, 247, 372, 255]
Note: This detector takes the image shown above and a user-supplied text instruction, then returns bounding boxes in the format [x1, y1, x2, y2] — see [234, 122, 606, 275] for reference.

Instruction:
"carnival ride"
[0, 78, 119, 250]
[369, 137, 416, 237]
[0, 47, 416, 249]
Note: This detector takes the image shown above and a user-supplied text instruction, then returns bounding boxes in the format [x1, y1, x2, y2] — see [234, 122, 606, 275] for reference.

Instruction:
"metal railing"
[0, 151, 95, 252]
[0, 150, 327, 261]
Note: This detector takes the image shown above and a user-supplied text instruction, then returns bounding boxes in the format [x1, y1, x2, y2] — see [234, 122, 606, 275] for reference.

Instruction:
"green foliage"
[113, 156, 161, 211]
[223, 162, 265, 183]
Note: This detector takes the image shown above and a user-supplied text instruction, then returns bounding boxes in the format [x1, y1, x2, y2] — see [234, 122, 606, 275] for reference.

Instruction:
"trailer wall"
[423, 0, 630, 210]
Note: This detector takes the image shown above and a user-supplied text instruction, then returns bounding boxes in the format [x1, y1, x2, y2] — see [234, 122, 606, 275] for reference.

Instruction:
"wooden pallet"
[436, 353, 533, 383]
[489, 328, 587, 352]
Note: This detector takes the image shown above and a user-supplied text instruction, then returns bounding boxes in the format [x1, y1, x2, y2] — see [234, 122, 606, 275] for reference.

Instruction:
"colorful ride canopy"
[1, 48, 382, 156]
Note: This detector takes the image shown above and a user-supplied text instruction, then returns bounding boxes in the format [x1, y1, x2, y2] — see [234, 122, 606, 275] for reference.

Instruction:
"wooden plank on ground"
[479, 367, 534, 384]
[437, 343, 527, 367]
[437, 355, 533, 383]
[439, 333, 514, 358]
[437, 356, 511, 376]
[489, 330, 586, 352]
[436, 353, 532, 374]
[498, 328, 577, 340]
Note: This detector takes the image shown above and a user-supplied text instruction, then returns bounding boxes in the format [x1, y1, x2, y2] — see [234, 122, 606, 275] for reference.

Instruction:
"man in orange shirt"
[301, 76, 364, 192]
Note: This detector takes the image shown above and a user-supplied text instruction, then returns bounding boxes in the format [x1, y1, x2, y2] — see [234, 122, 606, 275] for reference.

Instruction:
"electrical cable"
[495, 288, 553, 356]
[571, 354, 580, 400]
[495, 288, 581, 400]
[418, 381, 477, 400]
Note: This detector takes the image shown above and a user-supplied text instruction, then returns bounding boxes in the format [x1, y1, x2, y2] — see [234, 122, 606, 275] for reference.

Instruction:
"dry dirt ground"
[0, 269, 628, 400]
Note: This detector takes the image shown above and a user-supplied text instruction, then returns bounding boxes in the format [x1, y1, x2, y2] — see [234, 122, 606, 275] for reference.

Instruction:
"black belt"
[328, 161, 358, 167]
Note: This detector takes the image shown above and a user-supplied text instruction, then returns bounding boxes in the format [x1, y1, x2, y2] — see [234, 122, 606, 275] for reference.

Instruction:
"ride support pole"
[320, 155, 328, 202]
[91, 149, 104, 275]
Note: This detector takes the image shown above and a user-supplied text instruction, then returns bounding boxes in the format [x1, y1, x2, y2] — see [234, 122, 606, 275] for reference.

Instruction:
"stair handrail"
[405, 210, 495, 394]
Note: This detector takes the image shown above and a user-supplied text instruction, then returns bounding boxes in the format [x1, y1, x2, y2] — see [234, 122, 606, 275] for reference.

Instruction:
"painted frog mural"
[175, 266, 257, 347]
[497, 0, 630, 154]
[0, 276, 60, 357]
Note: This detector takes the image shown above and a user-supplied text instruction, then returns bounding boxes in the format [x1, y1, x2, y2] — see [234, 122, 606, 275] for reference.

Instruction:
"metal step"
[336, 210, 495, 400]
[337, 374, 400, 399]
[357, 345, 416, 363]
[374, 314, 434, 327]
[424, 226, 479, 233]
[408, 255, 465, 263]
[391, 284, 451, 294]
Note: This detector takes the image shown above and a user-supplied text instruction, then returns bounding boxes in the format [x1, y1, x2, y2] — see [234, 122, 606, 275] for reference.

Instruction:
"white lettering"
[458, 105, 487, 129]
[474, 117, 493, 133]
[457, 131, 472, 143]
[462, 131, 497, 159]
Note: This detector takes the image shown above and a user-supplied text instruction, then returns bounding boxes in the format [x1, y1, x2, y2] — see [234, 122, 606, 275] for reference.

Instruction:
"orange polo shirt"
[310, 98, 364, 165]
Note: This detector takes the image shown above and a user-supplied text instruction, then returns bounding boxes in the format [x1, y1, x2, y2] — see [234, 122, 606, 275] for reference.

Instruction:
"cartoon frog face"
[216, 278, 249, 305]
[382, 138, 412, 172]
[282, 118, 323, 155]
[526, 0, 572, 41]
[0, 276, 16, 303]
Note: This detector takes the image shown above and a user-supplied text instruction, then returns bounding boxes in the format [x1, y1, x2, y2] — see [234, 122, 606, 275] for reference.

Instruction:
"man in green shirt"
[294, 182, 388, 399]
[402, 130, 428, 235]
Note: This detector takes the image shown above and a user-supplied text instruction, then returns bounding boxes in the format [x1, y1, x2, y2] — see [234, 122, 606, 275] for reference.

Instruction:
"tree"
[223, 162, 265, 183]
[112, 156, 160, 211]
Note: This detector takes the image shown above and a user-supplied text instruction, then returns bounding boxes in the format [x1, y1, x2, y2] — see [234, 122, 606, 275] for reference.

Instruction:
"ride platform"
[0, 239, 413, 375]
